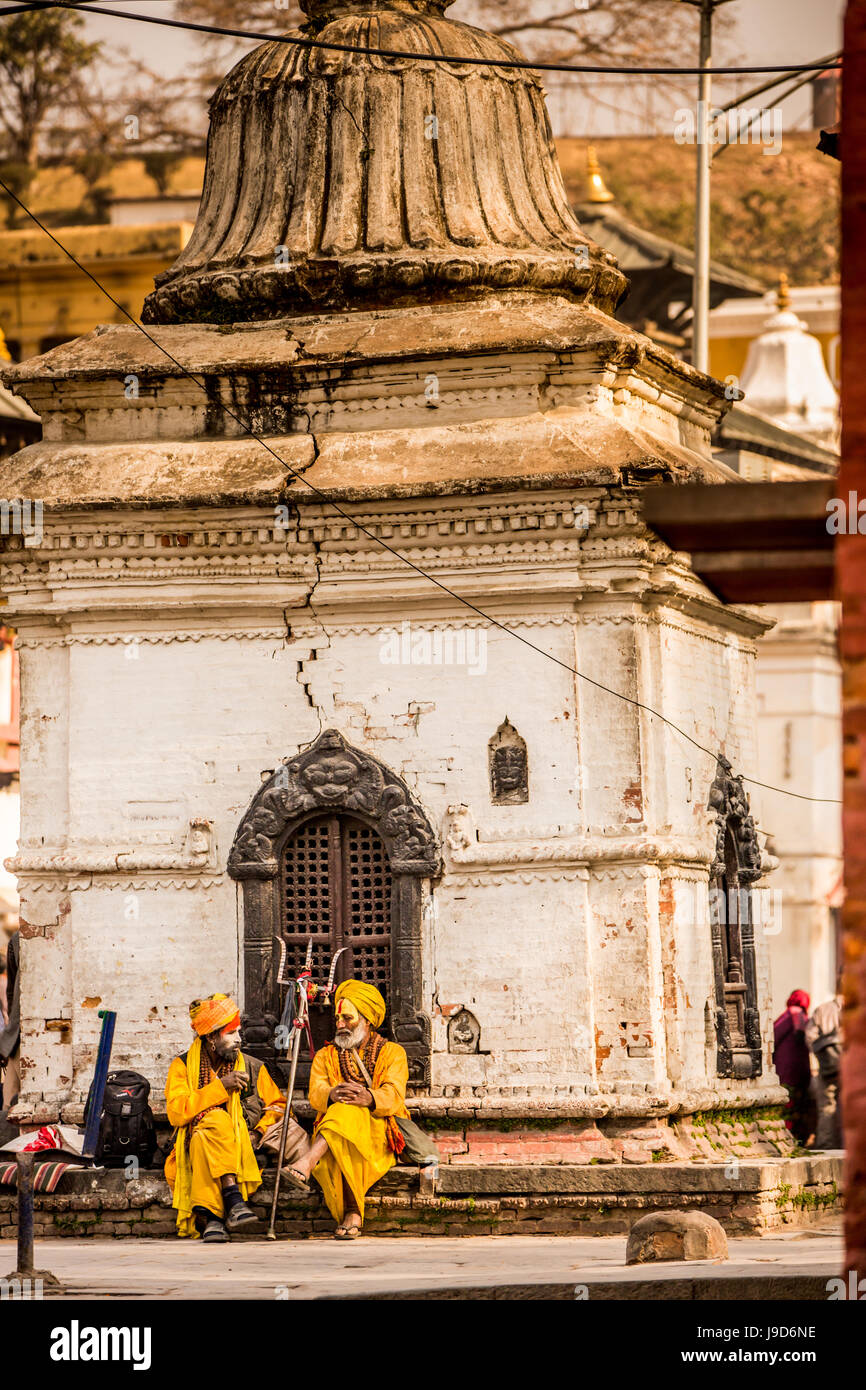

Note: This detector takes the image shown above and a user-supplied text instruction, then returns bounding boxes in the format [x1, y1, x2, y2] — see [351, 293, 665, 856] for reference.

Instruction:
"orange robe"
[164, 1050, 286, 1234]
[308, 1040, 409, 1222]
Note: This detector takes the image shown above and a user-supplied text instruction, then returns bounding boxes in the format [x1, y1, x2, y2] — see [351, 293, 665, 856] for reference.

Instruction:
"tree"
[0, 7, 205, 228]
[0, 8, 101, 223]
[177, 0, 728, 130]
[178, 0, 712, 69]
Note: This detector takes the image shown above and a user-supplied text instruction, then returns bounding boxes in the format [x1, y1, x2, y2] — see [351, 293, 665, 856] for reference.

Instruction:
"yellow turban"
[335, 980, 386, 1029]
[189, 993, 241, 1036]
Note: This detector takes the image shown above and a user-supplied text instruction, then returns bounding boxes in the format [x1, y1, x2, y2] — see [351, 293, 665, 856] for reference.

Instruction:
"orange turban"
[189, 993, 240, 1036]
[334, 980, 386, 1029]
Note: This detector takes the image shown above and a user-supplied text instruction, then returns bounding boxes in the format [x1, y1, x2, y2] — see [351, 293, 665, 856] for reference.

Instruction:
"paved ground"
[0, 1219, 844, 1300]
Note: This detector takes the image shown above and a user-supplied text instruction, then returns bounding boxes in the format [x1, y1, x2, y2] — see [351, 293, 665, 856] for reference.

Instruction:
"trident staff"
[266, 941, 347, 1240]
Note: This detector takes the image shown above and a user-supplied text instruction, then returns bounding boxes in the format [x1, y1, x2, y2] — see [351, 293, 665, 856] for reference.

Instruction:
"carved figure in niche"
[707, 753, 763, 1081]
[488, 718, 528, 805]
[448, 1009, 481, 1054]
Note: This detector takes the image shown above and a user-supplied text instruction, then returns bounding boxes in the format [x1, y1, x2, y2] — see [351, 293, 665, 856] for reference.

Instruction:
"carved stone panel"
[448, 1008, 481, 1054]
[489, 719, 529, 805]
[228, 729, 440, 879]
[707, 755, 763, 1081]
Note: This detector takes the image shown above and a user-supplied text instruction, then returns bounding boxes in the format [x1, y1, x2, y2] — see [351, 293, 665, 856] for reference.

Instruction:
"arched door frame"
[227, 729, 440, 1087]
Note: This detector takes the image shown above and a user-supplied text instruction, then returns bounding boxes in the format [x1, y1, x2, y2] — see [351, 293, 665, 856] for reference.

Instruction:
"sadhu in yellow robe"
[164, 1043, 286, 1237]
[309, 1033, 410, 1222]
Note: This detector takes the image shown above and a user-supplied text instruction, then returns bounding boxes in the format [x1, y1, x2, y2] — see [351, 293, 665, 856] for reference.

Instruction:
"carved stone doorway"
[227, 730, 439, 1087]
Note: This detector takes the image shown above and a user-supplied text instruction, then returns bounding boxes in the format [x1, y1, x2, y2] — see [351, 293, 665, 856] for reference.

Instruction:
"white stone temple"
[740, 274, 839, 447]
[0, 0, 788, 1148]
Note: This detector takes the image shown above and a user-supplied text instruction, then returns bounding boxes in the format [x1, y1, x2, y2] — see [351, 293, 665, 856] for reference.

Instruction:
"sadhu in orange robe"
[164, 1013, 288, 1238]
[308, 983, 410, 1223]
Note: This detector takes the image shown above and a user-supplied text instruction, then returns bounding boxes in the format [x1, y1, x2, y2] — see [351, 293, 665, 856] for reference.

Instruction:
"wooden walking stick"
[267, 939, 312, 1240]
[266, 941, 348, 1240]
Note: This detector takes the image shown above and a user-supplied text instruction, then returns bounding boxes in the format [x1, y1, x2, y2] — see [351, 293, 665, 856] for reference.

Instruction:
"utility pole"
[682, 0, 739, 374]
[692, 0, 713, 373]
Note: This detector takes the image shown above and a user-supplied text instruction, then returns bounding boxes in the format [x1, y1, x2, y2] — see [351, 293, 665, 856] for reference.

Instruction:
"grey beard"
[334, 1021, 367, 1052]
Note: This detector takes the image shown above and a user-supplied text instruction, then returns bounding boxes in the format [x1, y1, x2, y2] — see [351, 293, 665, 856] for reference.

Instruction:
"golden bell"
[584, 146, 614, 204]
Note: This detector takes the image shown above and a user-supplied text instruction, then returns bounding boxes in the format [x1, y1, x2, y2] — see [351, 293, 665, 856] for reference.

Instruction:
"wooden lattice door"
[279, 814, 392, 1054]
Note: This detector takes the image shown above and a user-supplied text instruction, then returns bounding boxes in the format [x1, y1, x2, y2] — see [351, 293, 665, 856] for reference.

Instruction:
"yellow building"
[0, 222, 192, 362]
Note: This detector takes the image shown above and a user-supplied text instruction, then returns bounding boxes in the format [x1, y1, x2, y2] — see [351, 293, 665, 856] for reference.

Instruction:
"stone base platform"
[0, 1153, 842, 1240]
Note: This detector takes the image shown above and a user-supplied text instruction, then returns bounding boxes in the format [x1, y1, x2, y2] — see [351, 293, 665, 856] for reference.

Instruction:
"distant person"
[0, 948, 7, 1027]
[806, 986, 843, 1150]
[0, 929, 20, 1114]
[773, 989, 814, 1145]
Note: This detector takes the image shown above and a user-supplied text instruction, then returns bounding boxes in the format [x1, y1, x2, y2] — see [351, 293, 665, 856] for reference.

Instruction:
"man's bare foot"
[280, 1166, 311, 1193]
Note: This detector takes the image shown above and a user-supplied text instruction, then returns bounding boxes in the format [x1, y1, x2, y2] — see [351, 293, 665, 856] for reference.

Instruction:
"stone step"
[0, 1153, 843, 1239]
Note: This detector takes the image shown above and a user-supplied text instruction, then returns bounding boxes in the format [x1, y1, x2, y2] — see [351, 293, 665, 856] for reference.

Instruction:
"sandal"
[280, 1166, 312, 1194]
[201, 1218, 229, 1243]
[225, 1200, 258, 1230]
[334, 1219, 362, 1240]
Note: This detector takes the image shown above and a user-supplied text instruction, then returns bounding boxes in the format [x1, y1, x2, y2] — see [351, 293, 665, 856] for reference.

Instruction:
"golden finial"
[584, 146, 614, 204]
[776, 271, 791, 312]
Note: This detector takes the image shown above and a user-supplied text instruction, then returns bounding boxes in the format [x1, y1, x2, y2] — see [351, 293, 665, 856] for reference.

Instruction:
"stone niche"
[488, 720, 529, 805]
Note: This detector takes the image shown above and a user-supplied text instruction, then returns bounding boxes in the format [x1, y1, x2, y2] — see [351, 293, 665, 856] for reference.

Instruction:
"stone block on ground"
[626, 1210, 729, 1265]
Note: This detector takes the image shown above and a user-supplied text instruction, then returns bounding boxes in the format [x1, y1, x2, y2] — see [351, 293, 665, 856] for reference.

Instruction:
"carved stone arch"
[227, 729, 440, 1087]
[707, 755, 763, 1080]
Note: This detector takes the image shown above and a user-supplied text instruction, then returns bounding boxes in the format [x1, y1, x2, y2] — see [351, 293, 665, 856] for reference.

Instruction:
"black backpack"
[96, 1070, 158, 1169]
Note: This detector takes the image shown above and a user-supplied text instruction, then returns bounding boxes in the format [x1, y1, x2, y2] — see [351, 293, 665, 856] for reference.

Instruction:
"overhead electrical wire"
[0, 176, 841, 807]
[0, 0, 843, 78]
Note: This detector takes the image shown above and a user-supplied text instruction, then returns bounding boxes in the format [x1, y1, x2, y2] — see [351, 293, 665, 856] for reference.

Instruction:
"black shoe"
[225, 1199, 257, 1230]
[201, 1218, 229, 1243]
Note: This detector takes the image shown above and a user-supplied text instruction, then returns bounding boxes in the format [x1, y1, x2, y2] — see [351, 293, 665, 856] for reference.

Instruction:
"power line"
[0, 0, 844, 78]
[0, 180, 842, 809]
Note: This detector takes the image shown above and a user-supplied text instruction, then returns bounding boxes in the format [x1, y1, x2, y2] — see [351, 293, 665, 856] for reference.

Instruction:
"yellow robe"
[308, 1039, 410, 1222]
[164, 1046, 286, 1236]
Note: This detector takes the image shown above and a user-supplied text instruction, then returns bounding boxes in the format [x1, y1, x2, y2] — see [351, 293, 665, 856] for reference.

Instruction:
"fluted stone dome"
[142, 0, 627, 323]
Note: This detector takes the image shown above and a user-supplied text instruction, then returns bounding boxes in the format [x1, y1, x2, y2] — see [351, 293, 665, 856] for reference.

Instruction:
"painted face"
[212, 1025, 241, 1063]
[335, 998, 361, 1032]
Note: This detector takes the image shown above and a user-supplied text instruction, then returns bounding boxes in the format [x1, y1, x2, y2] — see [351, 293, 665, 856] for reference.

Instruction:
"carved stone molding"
[18, 876, 224, 893]
[7, 819, 216, 875]
[444, 805, 712, 873]
[290, 614, 579, 641]
[3, 495, 603, 555]
[453, 870, 590, 888]
[15, 630, 288, 650]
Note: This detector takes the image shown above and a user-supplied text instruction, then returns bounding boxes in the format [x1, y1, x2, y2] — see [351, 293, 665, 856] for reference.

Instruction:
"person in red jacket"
[773, 989, 814, 1145]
